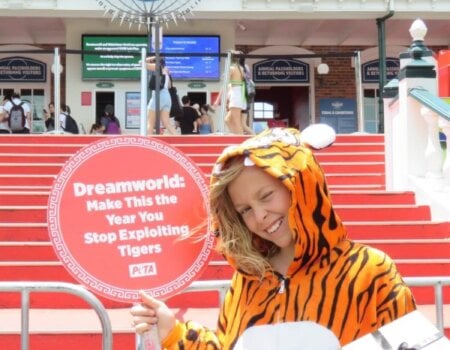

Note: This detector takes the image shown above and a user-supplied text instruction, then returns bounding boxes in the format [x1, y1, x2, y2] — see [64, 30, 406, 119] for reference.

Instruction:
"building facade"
[0, 0, 449, 134]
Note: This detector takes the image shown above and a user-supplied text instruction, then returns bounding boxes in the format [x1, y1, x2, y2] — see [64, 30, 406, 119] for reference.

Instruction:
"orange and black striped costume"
[162, 128, 416, 349]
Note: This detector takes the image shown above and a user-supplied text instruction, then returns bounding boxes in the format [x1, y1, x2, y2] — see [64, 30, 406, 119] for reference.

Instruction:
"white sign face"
[234, 322, 340, 350]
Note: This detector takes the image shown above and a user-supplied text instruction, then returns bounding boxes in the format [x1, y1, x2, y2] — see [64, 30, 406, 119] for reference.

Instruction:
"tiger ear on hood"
[300, 123, 336, 150]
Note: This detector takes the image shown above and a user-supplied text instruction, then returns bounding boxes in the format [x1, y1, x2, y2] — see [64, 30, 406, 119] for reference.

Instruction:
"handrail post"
[21, 289, 30, 350]
[354, 50, 364, 132]
[435, 281, 444, 332]
[140, 47, 148, 136]
[53, 47, 61, 134]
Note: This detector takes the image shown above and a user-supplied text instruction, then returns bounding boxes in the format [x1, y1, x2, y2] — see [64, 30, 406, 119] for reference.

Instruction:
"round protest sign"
[48, 136, 214, 303]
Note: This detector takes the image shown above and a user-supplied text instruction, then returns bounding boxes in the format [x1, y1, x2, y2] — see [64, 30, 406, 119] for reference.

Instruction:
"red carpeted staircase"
[0, 134, 449, 349]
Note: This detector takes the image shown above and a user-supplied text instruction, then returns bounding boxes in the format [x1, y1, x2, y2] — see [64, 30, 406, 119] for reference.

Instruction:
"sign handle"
[142, 327, 161, 350]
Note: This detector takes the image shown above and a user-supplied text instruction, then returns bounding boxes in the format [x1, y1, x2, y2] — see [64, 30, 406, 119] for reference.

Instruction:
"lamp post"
[317, 63, 329, 87]
[95, 0, 202, 135]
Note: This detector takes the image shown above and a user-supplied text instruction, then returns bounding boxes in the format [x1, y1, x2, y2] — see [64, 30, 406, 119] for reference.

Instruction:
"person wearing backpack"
[0, 96, 11, 134]
[3, 92, 31, 134]
[100, 104, 121, 135]
[59, 103, 79, 134]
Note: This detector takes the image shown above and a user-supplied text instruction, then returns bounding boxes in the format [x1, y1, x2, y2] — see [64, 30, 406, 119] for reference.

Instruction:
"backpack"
[105, 117, 121, 134]
[8, 101, 26, 132]
[169, 83, 183, 119]
[243, 66, 256, 101]
[62, 113, 79, 134]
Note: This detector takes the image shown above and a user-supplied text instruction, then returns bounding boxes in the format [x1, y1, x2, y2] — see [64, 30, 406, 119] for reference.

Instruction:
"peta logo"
[129, 262, 157, 278]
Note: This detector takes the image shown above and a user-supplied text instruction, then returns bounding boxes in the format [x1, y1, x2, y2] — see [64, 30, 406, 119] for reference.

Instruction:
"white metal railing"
[403, 276, 450, 332]
[1, 278, 448, 349]
[0, 281, 113, 350]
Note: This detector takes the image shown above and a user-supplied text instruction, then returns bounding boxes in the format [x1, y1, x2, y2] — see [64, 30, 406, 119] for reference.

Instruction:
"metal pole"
[20, 289, 30, 350]
[154, 22, 161, 134]
[355, 51, 364, 133]
[140, 47, 148, 136]
[376, 0, 395, 133]
[53, 47, 61, 134]
[218, 51, 232, 133]
[435, 282, 444, 332]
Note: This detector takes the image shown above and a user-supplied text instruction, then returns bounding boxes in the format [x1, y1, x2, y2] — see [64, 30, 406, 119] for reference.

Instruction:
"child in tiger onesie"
[131, 127, 416, 349]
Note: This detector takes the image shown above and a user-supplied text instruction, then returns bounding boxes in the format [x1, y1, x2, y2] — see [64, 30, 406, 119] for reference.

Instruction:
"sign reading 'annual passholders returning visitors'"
[47, 136, 214, 303]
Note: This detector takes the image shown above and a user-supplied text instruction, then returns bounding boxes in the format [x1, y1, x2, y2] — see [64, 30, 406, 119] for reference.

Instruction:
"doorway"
[95, 91, 115, 123]
[254, 86, 310, 130]
[187, 92, 206, 107]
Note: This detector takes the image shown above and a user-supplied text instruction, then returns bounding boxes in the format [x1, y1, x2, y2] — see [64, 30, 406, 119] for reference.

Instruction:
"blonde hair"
[210, 157, 278, 278]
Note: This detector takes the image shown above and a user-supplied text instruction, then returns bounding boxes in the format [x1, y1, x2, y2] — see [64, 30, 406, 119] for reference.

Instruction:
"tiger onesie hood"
[161, 128, 416, 350]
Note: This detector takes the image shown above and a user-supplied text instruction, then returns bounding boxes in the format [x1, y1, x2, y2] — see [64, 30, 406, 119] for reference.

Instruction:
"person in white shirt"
[0, 96, 11, 134]
[3, 92, 31, 134]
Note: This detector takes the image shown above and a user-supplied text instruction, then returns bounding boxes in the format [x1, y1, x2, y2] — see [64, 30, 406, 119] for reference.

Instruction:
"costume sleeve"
[161, 319, 221, 350]
[161, 275, 240, 350]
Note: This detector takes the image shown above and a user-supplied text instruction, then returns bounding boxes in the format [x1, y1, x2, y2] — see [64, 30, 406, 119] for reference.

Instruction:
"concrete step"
[0, 204, 431, 223]
[0, 174, 55, 186]
[0, 153, 72, 163]
[0, 223, 49, 241]
[0, 173, 386, 189]
[3, 238, 450, 262]
[0, 163, 64, 175]
[312, 142, 384, 153]
[355, 239, 450, 259]
[196, 162, 385, 177]
[346, 221, 450, 239]
[0, 157, 385, 174]
[0, 189, 415, 206]
[324, 173, 385, 186]
[0, 190, 50, 205]
[330, 191, 416, 205]
[0, 259, 449, 306]
[0, 161, 385, 177]
[3, 220, 447, 243]
[314, 152, 385, 162]
[0, 151, 386, 167]
[0, 262, 227, 308]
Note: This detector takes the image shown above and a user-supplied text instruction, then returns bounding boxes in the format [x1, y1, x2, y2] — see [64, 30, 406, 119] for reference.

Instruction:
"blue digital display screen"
[82, 35, 220, 81]
[157, 36, 220, 80]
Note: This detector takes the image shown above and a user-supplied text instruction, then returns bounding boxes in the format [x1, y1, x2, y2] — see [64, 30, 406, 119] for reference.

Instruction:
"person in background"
[239, 55, 255, 136]
[100, 104, 121, 134]
[3, 92, 31, 134]
[175, 95, 202, 135]
[89, 123, 104, 134]
[44, 102, 55, 132]
[131, 127, 416, 348]
[59, 103, 79, 134]
[0, 96, 11, 134]
[145, 56, 177, 135]
[214, 50, 247, 134]
[198, 104, 215, 134]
